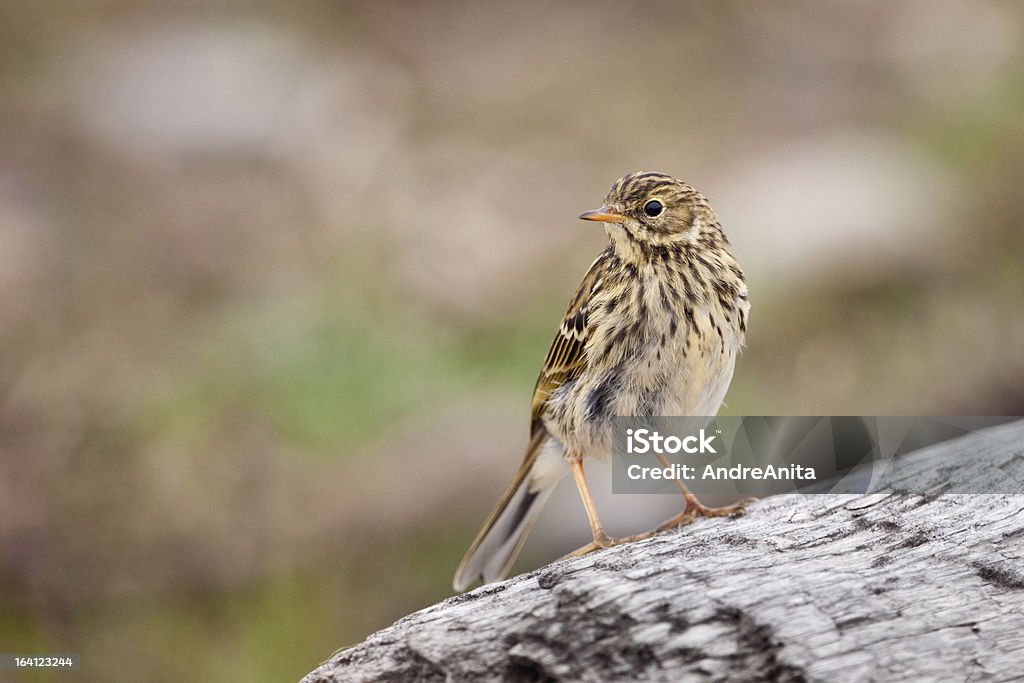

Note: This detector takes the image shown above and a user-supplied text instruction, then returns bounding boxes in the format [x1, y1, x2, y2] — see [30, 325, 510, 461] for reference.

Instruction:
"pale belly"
[544, 302, 742, 461]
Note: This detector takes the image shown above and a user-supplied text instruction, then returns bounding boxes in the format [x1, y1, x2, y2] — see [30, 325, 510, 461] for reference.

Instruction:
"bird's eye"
[643, 200, 664, 217]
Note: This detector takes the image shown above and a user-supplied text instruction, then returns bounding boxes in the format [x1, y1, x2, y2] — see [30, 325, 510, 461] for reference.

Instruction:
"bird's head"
[579, 171, 722, 257]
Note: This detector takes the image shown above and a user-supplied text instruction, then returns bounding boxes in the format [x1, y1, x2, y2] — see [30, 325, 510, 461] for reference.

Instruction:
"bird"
[453, 171, 750, 591]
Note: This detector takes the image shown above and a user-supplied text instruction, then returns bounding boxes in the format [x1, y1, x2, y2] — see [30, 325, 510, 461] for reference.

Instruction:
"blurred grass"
[915, 66, 1024, 170]
[133, 285, 555, 457]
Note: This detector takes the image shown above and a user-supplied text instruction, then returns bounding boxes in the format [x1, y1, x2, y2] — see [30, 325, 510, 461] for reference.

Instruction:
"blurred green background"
[1, 1, 1022, 681]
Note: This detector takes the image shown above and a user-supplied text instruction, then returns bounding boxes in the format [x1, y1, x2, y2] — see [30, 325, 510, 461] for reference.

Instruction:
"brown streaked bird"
[453, 171, 750, 591]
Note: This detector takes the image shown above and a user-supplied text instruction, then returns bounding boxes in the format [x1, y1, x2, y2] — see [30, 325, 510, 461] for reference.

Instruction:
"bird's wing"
[529, 249, 609, 436]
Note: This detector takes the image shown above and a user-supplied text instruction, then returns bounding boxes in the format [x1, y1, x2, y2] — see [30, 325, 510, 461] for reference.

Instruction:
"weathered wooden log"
[303, 420, 1024, 682]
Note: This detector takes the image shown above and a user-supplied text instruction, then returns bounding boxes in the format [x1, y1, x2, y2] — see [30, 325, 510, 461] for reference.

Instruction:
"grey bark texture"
[303, 421, 1024, 682]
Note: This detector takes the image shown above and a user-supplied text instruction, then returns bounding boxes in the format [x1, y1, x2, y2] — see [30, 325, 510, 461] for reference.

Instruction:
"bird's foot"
[562, 529, 659, 559]
[656, 496, 757, 531]
[561, 497, 757, 560]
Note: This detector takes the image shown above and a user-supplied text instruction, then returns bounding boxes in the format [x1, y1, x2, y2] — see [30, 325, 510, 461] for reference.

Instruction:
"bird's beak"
[578, 206, 627, 223]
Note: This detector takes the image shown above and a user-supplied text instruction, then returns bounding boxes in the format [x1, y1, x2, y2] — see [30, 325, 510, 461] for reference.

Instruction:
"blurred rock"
[714, 130, 958, 286]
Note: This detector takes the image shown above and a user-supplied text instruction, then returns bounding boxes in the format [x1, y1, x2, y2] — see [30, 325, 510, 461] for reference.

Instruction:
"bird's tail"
[453, 435, 568, 591]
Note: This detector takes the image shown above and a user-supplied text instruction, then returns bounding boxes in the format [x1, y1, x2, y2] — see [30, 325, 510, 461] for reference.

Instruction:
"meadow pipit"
[454, 172, 750, 591]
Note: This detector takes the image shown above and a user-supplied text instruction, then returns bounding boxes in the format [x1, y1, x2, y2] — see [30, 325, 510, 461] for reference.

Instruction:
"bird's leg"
[569, 456, 613, 549]
[564, 456, 660, 558]
[653, 453, 754, 531]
